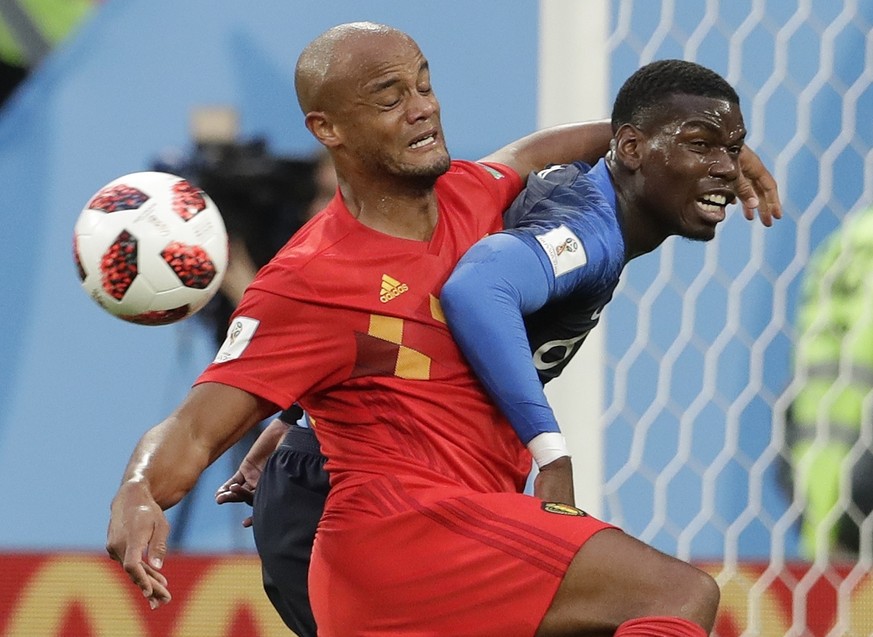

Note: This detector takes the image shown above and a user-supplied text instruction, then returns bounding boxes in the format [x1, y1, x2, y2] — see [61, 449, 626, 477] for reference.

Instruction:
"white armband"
[527, 432, 570, 468]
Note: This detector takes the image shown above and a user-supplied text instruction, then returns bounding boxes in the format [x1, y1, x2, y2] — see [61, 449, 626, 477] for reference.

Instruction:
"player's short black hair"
[611, 59, 739, 131]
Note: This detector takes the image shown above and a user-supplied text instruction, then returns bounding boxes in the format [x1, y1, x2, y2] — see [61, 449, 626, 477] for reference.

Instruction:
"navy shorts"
[252, 414, 329, 637]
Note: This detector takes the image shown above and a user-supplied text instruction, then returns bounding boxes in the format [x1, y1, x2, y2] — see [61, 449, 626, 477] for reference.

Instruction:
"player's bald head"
[295, 22, 419, 115]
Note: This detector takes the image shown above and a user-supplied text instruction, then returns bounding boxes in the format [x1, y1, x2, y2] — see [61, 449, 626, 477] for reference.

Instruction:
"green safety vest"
[0, 0, 95, 67]
[790, 205, 873, 556]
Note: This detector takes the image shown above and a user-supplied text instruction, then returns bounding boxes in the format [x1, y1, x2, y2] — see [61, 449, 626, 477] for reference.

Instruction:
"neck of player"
[338, 177, 439, 241]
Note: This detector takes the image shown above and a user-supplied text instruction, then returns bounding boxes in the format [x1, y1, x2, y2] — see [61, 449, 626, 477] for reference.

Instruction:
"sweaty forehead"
[653, 94, 745, 137]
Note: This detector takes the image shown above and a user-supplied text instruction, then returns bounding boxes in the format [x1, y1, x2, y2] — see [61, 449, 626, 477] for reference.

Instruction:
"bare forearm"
[481, 119, 613, 180]
[118, 383, 276, 509]
[121, 418, 214, 509]
[252, 417, 292, 460]
[512, 120, 613, 168]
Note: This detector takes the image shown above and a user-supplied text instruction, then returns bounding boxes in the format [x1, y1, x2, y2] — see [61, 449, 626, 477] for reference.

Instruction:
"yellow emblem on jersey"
[380, 274, 409, 303]
[542, 502, 587, 516]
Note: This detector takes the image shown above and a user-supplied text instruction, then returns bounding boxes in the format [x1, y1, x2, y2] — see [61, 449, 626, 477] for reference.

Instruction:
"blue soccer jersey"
[441, 158, 625, 445]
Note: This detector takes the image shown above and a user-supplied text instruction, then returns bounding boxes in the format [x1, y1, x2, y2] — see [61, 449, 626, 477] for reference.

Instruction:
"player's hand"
[215, 469, 256, 505]
[533, 456, 575, 507]
[214, 417, 291, 529]
[737, 145, 782, 227]
[106, 481, 172, 610]
[215, 468, 260, 528]
[215, 452, 266, 528]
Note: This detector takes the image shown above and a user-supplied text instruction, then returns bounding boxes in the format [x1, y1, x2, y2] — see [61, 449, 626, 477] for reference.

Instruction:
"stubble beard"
[401, 153, 452, 188]
[359, 143, 451, 189]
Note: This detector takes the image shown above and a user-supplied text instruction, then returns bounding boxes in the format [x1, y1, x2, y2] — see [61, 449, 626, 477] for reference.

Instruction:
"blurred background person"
[0, 0, 99, 106]
[155, 108, 336, 345]
[785, 204, 873, 558]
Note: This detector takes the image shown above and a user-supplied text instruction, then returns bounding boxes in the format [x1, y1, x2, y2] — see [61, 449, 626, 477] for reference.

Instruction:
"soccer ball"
[73, 171, 228, 326]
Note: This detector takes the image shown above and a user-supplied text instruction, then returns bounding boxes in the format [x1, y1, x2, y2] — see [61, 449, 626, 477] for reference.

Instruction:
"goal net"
[541, 1, 873, 634]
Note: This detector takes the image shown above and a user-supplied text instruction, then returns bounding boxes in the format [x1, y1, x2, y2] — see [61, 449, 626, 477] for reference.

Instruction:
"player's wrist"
[527, 432, 570, 468]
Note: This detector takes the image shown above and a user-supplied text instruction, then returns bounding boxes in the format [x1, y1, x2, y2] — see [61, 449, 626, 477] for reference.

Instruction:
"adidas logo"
[380, 274, 409, 303]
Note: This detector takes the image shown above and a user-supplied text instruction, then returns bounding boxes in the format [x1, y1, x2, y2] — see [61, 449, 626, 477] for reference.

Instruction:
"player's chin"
[428, 152, 452, 176]
[696, 226, 718, 242]
[404, 153, 451, 181]
[681, 222, 718, 242]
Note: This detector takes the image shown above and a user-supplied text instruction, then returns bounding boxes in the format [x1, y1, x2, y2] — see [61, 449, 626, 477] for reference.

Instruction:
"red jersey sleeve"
[458, 159, 523, 220]
[195, 281, 351, 410]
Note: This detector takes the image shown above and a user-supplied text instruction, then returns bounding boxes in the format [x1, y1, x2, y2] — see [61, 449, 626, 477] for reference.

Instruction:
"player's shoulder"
[435, 160, 524, 223]
[518, 162, 594, 206]
[532, 161, 593, 185]
[438, 159, 522, 195]
[504, 161, 607, 230]
[252, 201, 351, 288]
[446, 159, 517, 181]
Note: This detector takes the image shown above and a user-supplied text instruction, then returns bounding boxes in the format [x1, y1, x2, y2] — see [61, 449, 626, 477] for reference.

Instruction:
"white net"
[544, 1, 873, 634]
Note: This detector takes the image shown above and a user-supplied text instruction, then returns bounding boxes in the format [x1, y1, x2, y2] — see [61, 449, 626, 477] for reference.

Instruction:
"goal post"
[538, 0, 610, 518]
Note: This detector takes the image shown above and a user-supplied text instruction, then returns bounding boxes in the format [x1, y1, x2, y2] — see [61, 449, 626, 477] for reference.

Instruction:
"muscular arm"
[106, 382, 278, 606]
[480, 120, 613, 181]
[481, 120, 782, 225]
[118, 383, 275, 506]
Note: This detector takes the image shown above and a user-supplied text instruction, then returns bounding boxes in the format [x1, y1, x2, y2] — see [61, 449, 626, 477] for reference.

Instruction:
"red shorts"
[309, 477, 616, 637]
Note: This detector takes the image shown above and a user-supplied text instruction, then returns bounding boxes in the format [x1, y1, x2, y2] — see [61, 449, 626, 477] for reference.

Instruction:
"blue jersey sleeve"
[442, 160, 624, 449]
[441, 232, 560, 444]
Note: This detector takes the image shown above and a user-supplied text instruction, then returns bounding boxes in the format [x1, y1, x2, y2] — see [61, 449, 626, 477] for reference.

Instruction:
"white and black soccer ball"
[73, 171, 229, 326]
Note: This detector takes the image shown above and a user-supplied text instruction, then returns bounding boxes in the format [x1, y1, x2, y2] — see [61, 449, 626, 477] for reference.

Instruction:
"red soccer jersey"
[197, 160, 529, 501]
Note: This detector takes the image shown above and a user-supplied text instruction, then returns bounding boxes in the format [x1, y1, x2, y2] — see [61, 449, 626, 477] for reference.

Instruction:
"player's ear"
[305, 112, 342, 149]
[613, 123, 643, 171]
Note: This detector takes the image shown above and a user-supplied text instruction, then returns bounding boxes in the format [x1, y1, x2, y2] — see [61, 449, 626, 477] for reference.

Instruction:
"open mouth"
[409, 133, 436, 149]
[697, 193, 728, 214]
